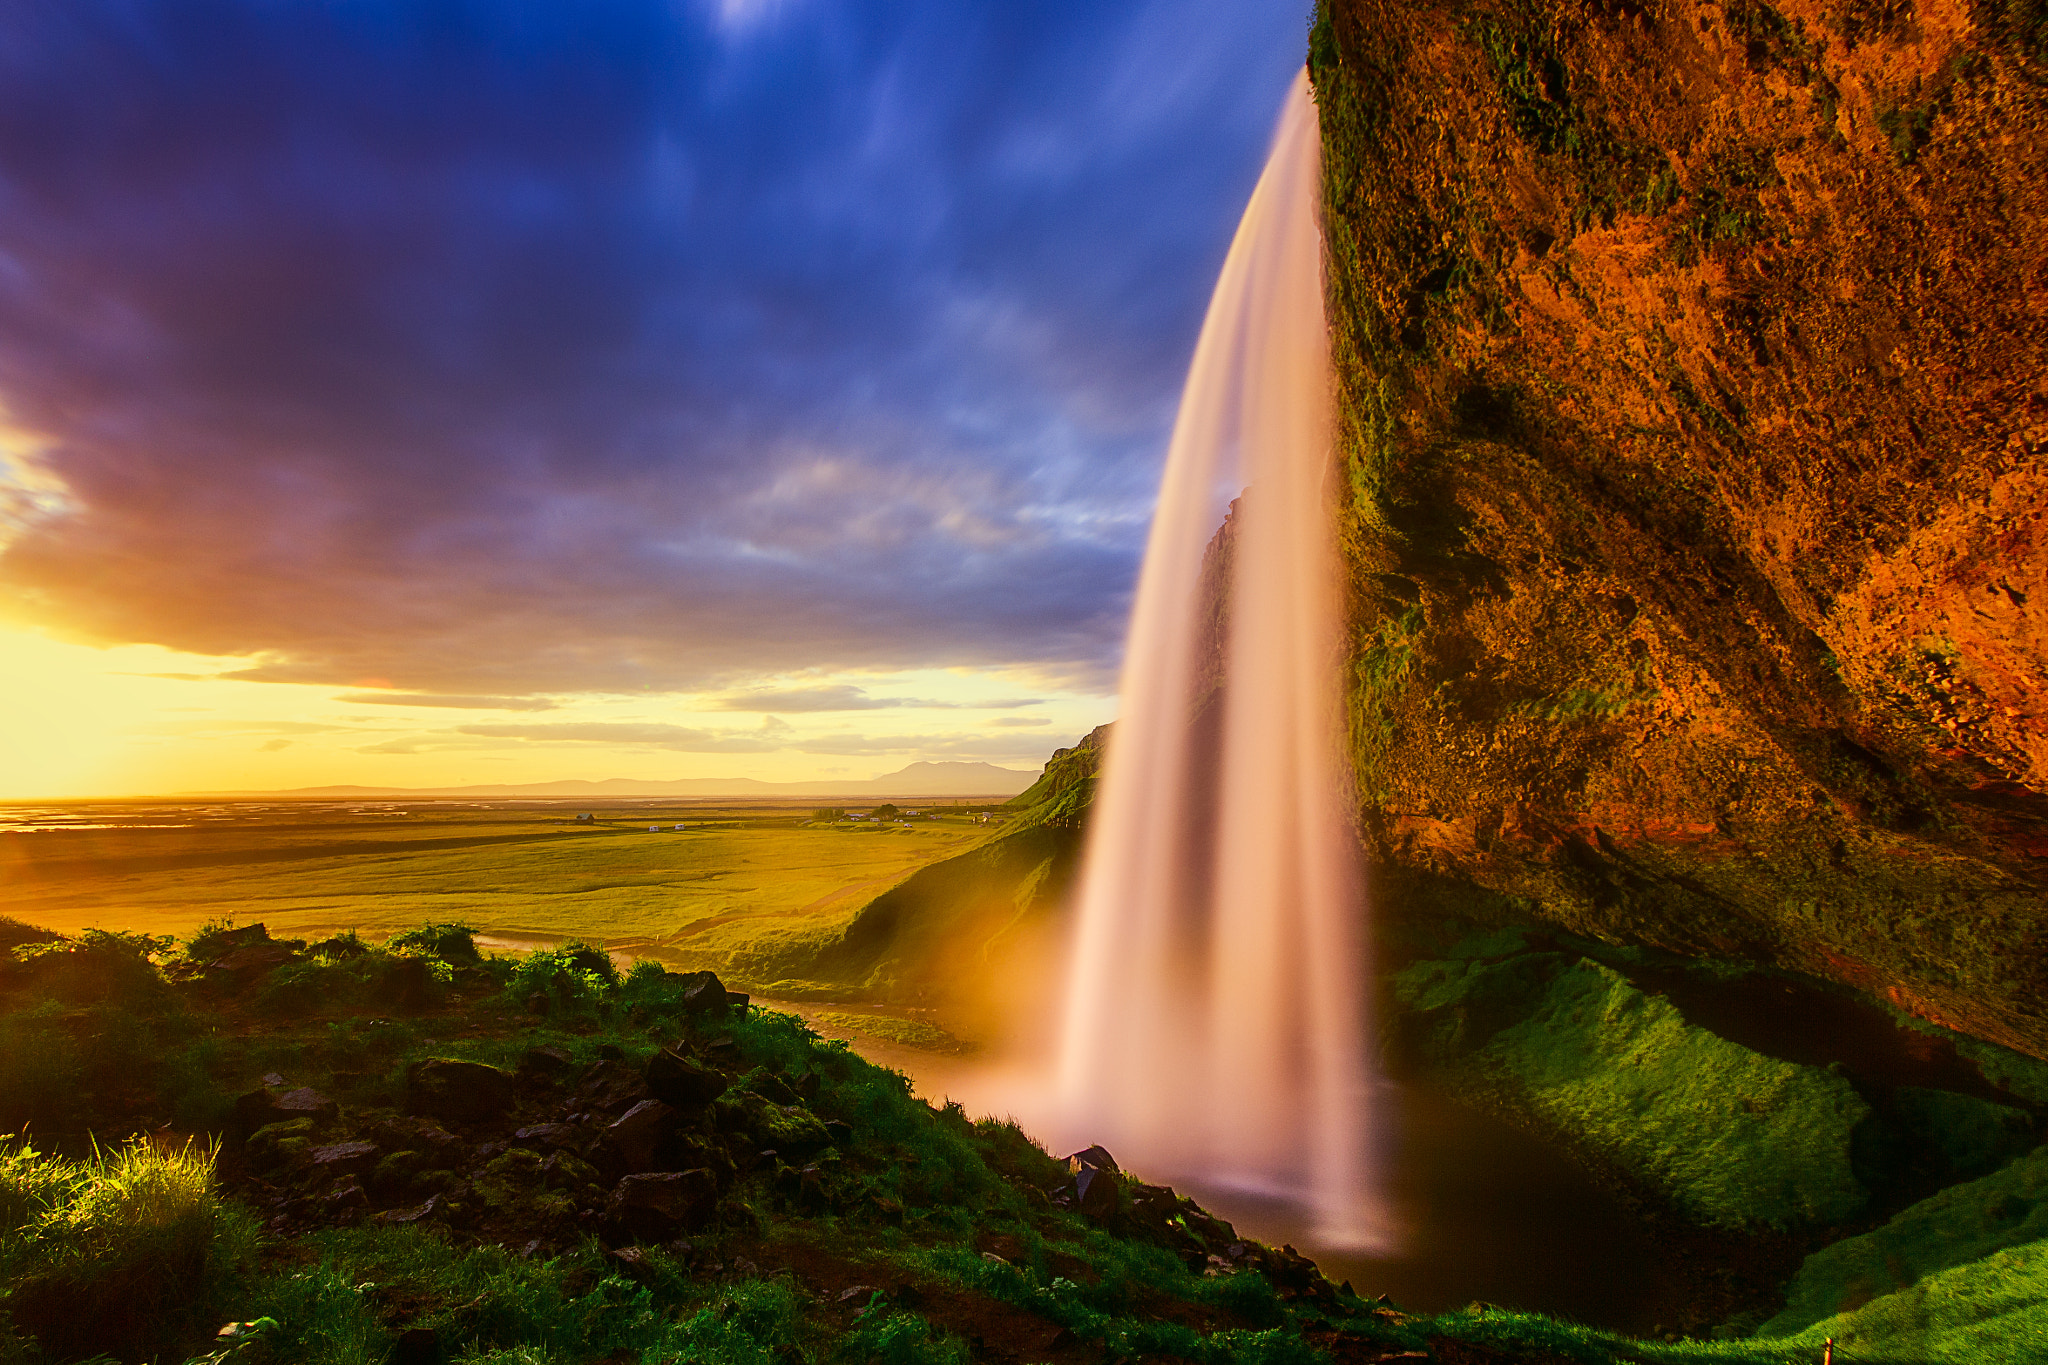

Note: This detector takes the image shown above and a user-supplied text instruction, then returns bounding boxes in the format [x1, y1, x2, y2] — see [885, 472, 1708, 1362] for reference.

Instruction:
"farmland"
[0, 799, 999, 983]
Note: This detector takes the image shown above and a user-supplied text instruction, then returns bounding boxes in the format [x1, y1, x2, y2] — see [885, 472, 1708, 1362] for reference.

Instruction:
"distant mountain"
[179, 760, 1037, 801]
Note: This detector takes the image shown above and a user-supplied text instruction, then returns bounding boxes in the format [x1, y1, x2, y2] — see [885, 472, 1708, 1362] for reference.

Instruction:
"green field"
[0, 801, 994, 987]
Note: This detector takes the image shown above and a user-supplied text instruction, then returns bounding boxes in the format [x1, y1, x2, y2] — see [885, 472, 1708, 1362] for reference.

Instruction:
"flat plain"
[0, 799, 994, 969]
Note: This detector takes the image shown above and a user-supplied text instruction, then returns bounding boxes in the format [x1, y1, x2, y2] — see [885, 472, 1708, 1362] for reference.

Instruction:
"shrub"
[506, 942, 618, 1012]
[0, 1137, 251, 1363]
[0, 917, 60, 956]
[181, 915, 249, 964]
[386, 922, 482, 964]
[10, 929, 173, 1007]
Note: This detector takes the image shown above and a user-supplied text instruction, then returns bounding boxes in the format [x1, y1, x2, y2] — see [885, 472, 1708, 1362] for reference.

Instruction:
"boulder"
[310, 1140, 379, 1179]
[608, 1169, 717, 1240]
[247, 1119, 315, 1169]
[1072, 1166, 1119, 1222]
[606, 1099, 680, 1174]
[235, 1084, 337, 1136]
[1065, 1144, 1118, 1175]
[645, 1048, 728, 1109]
[512, 1122, 579, 1150]
[753, 1103, 833, 1161]
[197, 923, 275, 959]
[405, 1059, 515, 1125]
[206, 941, 301, 990]
[677, 972, 733, 1015]
[518, 1044, 575, 1079]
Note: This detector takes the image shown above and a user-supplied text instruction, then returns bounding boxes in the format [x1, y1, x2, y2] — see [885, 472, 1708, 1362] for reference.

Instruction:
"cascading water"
[1054, 69, 1384, 1248]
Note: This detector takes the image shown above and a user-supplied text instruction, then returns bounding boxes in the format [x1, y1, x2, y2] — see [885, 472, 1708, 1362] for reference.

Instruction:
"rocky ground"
[5, 917, 1666, 1365]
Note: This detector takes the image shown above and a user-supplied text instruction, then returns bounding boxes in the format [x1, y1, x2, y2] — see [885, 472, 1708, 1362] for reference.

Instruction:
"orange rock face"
[1312, 1, 2048, 1050]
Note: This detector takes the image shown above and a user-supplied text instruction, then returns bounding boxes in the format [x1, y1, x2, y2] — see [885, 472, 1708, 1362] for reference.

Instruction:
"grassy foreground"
[10, 912, 2048, 1362]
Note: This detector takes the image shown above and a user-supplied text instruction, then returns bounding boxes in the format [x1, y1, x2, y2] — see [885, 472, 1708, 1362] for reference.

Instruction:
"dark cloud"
[336, 692, 560, 711]
[0, 1, 1308, 692]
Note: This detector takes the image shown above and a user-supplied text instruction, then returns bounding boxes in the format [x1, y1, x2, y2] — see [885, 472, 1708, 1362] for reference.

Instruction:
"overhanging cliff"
[1310, 1, 2048, 1052]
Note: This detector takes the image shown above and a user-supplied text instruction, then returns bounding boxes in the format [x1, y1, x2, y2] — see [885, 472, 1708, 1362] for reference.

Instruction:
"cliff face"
[1310, 2, 2048, 1051]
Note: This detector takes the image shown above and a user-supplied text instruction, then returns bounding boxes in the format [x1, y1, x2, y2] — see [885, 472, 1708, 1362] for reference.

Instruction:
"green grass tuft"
[0, 1136, 252, 1362]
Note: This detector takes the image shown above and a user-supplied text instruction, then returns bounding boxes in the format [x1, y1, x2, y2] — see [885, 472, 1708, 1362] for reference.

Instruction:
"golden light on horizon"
[0, 622, 1108, 801]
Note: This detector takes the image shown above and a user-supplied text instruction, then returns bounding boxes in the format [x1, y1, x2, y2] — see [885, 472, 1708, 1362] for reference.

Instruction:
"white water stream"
[1051, 70, 1384, 1247]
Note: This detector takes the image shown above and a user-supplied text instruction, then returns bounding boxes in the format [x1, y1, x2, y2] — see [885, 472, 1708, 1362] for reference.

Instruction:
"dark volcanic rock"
[1064, 1144, 1118, 1174]
[1072, 1166, 1119, 1222]
[645, 1047, 728, 1109]
[518, 1044, 575, 1079]
[310, 1140, 379, 1178]
[677, 971, 734, 1015]
[606, 1099, 681, 1174]
[405, 1059, 515, 1125]
[206, 941, 301, 990]
[608, 1169, 717, 1240]
[235, 1083, 337, 1135]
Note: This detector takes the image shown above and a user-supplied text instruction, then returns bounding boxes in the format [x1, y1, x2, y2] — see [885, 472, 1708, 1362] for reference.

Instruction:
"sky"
[0, 0, 1311, 798]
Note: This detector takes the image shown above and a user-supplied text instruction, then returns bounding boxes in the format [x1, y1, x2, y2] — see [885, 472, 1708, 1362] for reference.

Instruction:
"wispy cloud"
[709, 684, 1044, 713]
[337, 692, 558, 711]
[454, 722, 783, 753]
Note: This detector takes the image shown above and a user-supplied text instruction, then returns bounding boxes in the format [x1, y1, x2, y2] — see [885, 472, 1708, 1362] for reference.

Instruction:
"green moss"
[1892, 1087, 2035, 1181]
[1398, 956, 1871, 1229]
[1760, 1146, 2048, 1356]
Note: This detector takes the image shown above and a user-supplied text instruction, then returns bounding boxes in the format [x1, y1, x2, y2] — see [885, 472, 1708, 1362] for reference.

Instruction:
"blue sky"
[0, 0, 1311, 791]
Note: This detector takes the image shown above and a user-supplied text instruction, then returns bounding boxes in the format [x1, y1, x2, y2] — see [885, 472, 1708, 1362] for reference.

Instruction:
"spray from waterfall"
[1054, 69, 1383, 1248]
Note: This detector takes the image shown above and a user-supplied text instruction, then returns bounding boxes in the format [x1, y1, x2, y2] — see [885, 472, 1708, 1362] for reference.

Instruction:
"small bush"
[506, 942, 617, 1012]
[10, 929, 173, 1008]
[386, 921, 482, 964]
[181, 915, 249, 964]
[0, 1137, 251, 1363]
[0, 917, 60, 956]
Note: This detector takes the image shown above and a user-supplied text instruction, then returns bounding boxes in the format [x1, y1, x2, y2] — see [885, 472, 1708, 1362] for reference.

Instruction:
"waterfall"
[1054, 69, 1383, 1248]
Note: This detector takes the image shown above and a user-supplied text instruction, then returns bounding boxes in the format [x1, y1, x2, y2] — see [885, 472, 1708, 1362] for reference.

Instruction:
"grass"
[810, 1012, 964, 1053]
[0, 802, 991, 995]
[6, 913, 2048, 1362]
[0, 1136, 253, 1363]
[1394, 952, 1871, 1231]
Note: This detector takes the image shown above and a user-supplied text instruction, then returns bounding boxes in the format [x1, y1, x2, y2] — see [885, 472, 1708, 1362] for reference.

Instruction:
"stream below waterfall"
[758, 997, 1699, 1337]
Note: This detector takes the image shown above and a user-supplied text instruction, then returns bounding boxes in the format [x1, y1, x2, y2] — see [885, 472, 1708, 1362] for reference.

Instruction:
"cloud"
[454, 722, 783, 753]
[987, 716, 1051, 727]
[791, 731, 1056, 759]
[0, 1, 1306, 695]
[259, 738, 291, 751]
[336, 692, 559, 711]
[710, 684, 1045, 712]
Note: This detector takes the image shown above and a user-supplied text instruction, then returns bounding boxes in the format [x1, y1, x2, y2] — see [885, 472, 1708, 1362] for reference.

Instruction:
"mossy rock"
[1400, 953, 1870, 1230]
[1760, 1145, 2048, 1352]
[1893, 1088, 2037, 1184]
[247, 1119, 316, 1170]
